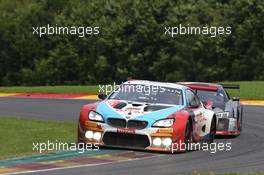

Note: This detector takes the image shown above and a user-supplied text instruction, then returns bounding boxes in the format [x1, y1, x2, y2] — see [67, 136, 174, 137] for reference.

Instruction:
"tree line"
[0, 0, 263, 85]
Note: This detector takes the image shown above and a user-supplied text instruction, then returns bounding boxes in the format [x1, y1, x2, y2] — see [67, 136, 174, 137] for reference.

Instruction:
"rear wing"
[220, 84, 240, 89]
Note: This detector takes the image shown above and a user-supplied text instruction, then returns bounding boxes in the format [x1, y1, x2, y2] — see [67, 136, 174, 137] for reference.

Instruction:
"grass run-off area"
[0, 85, 99, 94]
[219, 81, 264, 100]
[0, 81, 263, 100]
[0, 117, 76, 159]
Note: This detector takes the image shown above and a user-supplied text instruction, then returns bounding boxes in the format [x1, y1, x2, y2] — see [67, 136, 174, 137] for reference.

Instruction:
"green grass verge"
[219, 81, 264, 100]
[0, 117, 76, 159]
[0, 85, 98, 94]
[0, 81, 263, 100]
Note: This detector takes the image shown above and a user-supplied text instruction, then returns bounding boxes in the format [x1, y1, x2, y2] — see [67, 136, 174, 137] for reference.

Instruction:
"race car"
[78, 80, 216, 153]
[179, 82, 243, 136]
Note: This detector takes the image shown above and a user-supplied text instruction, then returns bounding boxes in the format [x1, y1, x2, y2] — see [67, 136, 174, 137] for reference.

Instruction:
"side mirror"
[232, 97, 240, 101]
[98, 93, 107, 100]
[189, 101, 199, 108]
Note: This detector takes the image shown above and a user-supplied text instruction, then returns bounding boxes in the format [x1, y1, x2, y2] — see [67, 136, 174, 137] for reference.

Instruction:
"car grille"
[217, 118, 229, 131]
[107, 118, 148, 129]
[107, 118, 126, 128]
[102, 132, 150, 148]
[127, 120, 148, 129]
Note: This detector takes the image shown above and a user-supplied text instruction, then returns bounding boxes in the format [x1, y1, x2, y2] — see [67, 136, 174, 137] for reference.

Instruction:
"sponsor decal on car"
[117, 128, 136, 134]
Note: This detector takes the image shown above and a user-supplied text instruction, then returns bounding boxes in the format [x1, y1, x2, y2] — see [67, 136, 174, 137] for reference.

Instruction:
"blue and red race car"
[78, 80, 216, 152]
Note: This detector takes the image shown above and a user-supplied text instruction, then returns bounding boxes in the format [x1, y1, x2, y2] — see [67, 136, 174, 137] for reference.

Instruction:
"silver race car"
[179, 82, 243, 136]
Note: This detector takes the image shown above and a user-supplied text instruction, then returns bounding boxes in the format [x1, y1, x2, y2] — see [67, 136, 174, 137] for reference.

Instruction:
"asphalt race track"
[0, 98, 95, 121]
[0, 97, 264, 174]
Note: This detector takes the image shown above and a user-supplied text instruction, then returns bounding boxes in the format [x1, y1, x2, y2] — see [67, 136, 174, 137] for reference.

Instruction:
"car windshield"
[196, 89, 226, 105]
[108, 84, 183, 105]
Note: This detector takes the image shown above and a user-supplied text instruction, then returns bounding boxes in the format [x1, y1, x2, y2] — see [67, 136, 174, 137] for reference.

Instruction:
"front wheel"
[238, 108, 243, 134]
[208, 117, 216, 143]
[184, 120, 193, 152]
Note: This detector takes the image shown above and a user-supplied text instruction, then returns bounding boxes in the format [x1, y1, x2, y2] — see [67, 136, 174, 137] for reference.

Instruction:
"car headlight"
[216, 112, 230, 118]
[88, 111, 104, 122]
[152, 119, 174, 127]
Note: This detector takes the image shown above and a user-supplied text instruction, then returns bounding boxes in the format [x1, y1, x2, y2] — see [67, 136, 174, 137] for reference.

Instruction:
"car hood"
[95, 99, 184, 127]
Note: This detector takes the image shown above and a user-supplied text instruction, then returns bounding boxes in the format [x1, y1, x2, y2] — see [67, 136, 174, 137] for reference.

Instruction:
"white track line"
[1, 154, 159, 175]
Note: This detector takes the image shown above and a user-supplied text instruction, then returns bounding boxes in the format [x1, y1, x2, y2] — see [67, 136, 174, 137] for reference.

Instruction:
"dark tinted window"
[196, 89, 227, 105]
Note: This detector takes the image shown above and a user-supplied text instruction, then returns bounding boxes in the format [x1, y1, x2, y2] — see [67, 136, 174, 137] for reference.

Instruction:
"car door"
[186, 89, 207, 140]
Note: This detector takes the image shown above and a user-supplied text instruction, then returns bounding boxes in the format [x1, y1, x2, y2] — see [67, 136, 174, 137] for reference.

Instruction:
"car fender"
[172, 110, 193, 143]
[203, 109, 215, 135]
[79, 103, 98, 129]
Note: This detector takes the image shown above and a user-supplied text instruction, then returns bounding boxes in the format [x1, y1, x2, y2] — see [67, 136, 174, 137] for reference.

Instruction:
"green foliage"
[0, 0, 263, 85]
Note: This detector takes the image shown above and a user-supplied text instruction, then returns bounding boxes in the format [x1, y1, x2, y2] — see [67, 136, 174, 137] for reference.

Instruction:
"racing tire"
[208, 117, 216, 144]
[184, 120, 193, 152]
[238, 108, 243, 134]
